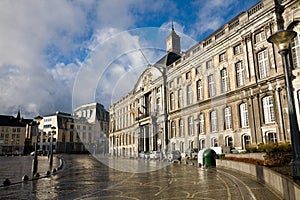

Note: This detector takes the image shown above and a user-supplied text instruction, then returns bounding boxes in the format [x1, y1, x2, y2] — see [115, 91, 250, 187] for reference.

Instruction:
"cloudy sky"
[0, 0, 259, 118]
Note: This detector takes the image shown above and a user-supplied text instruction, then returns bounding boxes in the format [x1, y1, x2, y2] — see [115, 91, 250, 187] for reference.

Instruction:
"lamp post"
[49, 126, 56, 169]
[31, 116, 43, 177]
[268, 30, 299, 179]
[148, 64, 169, 158]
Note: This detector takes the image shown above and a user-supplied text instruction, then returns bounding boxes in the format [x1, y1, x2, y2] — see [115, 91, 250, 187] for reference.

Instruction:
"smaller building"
[0, 111, 32, 155]
[36, 102, 109, 154]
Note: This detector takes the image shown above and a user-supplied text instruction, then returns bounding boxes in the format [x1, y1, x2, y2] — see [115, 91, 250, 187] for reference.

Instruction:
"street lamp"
[148, 63, 169, 158]
[268, 30, 299, 179]
[49, 126, 56, 169]
[31, 116, 43, 177]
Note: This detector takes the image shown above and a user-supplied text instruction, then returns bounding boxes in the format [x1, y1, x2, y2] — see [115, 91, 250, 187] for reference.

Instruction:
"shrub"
[245, 144, 257, 153]
[257, 142, 292, 153]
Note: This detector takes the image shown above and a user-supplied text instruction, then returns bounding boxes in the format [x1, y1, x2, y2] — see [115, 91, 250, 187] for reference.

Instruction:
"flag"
[138, 108, 143, 115]
[130, 108, 136, 116]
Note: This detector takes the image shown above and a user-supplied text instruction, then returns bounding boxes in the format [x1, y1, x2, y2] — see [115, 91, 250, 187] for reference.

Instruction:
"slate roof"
[0, 115, 32, 127]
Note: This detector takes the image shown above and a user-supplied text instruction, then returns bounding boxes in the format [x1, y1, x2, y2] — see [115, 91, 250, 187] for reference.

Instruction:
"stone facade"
[109, 0, 300, 158]
[37, 103, 109, 154]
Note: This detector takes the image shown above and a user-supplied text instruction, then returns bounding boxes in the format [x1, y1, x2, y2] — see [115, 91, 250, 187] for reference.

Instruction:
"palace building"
[109, 0, 300, 158]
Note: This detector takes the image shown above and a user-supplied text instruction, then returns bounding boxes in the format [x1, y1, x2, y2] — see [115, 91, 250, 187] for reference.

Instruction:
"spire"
[16, 107, 21, 120]
[172, 20, 174, 31]
[166, 21, 181, 54]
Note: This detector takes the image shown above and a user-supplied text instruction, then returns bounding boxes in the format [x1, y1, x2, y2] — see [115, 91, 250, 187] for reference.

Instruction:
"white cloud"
[1, 0, 233, 118]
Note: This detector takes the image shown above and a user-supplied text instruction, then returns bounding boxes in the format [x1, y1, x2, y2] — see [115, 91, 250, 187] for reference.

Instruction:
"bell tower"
[166, 22, 181, 54]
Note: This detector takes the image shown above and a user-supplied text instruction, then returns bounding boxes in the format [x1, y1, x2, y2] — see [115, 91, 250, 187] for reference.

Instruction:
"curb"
[217, 159, 300, 200]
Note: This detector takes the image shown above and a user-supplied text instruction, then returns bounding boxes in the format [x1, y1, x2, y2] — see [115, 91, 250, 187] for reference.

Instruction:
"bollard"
[3, 178, 11, 186]
[52, 168, 57, 174]
[22, 175, 29, 182]
[35, 173, 40, 178]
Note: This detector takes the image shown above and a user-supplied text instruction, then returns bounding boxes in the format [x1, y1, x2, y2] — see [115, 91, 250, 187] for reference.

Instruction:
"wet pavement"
[0, 155, 60, 184]
[0, 154, 282, 199]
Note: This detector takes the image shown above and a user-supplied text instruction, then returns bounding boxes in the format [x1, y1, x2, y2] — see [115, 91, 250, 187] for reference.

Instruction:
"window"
[206, 59, 213, 69]
[200, 139, 206, 150]
[169, 81, 174, 88]
[263, 96, 275, 124]
[225, 136, 233, 147]
[242, 135, 251, 149]
[170, 93, 175, 110]
[177, 77, 182, 85]
[199, 113, 205, 134]
[236, 61, 245, 87]
[240, 103, 249, 127]
[221, 68, 229, 92]
[255, 31, 265, 43]
[211, 137, 218, 147]
[291, 26, 300, 68]
[171, 121, 176, 138]
[187, 84, 192, 105]
[180, 142, 184, 152]
[210, 110, 218, 132]
[186, 71, 191, 79]
[266, 132, 278, 143]
[178, 89, 183, 108]
[196, 66, 201, 74]
[70, 131, 74, 142]
[224, 107, 232, 130]
[234, 44, 242, 55]
[156, 97, 161, 111]
[208, 74, 216, 97]
[188, 116, 194, 136]
[219, 52, 226, 62]
[196, 80, 203, 100]
[179, 119, 184, 137]
[257, 50, 270, 79]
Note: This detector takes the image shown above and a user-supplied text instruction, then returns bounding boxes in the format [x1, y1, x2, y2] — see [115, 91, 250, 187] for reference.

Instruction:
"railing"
[248, 2, 264, 17]
[228, 19, 239, 30]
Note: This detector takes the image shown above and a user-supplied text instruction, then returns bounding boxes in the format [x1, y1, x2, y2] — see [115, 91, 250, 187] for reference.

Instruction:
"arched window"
[187, 84, 193, 105]
[199, 113, 205, 134]
[178, 89, 183, 108]
[172, 143, 176, 151]
[179, 119, 184, 137]
[180, 142, 184, 152]
[242, 135, 251, 149]
[211, 137, 218, 147]
[196, 80, 203, 100]
[225, 136, 233, 147]
[171, 121, 176, 138]
[170, 93, 175, 110]
[200, 139, 206, 150]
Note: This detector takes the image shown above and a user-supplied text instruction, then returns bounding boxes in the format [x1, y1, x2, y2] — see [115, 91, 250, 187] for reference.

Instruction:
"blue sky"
[0, 0, 259, 117]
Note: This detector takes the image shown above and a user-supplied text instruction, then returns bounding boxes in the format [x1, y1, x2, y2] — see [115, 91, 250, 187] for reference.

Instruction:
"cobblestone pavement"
[0, 154, 282, 199]
[0, 155, 59, 183]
